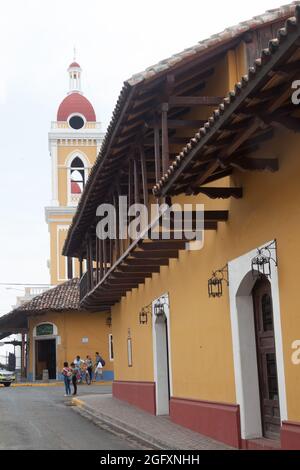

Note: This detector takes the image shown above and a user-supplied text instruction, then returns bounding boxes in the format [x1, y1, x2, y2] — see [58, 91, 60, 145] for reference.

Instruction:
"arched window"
[70, 157, 85, 194]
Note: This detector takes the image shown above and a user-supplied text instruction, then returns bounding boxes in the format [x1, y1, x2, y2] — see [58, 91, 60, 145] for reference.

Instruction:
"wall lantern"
[106, 315, 112, 327]
[208, 265, 229, 298]
[154, 301, 165, 317]
[154, 294, 169, 317]
[139, 307, 150, 325]
[251, 240, 278, 279]
[139, 294, 169, 324]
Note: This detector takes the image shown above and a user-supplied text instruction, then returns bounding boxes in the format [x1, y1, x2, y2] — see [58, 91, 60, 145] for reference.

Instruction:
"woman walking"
[86, 355, 93, 383]
[70, 362, 77, 396]
[62, 362, 72, 396]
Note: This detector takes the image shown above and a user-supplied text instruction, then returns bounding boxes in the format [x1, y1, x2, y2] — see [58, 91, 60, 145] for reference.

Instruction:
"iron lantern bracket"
[208, 264, 229, 298]
[251, 239, 278, 279]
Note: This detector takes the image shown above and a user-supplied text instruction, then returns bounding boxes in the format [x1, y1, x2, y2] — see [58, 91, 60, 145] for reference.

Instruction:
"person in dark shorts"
[70, 362, 77, 396]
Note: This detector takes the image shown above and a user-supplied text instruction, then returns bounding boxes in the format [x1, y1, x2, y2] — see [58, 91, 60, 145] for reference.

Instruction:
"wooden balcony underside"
[79, 210, 229, 309]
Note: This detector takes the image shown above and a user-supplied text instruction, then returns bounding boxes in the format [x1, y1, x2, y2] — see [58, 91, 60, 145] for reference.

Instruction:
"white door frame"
[32, 323, 59, 381]
[152, 293, 173, 415]
[228, 241, 287, 439]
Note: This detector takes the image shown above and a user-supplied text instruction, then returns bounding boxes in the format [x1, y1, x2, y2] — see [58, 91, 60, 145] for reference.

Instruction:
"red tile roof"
[0, 279, 84, 339]
[15, 278, 81, 313]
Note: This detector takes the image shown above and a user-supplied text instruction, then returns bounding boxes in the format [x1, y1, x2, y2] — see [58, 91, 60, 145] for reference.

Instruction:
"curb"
[71, 397, 174, 450]
[6, 381, 113, 388]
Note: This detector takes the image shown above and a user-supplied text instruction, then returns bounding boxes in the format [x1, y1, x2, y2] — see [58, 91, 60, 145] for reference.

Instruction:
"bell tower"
[45, 59, 104, 285]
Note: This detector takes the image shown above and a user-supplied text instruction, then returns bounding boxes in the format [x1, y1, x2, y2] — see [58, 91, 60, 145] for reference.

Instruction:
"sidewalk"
[72, 393, 232, 450]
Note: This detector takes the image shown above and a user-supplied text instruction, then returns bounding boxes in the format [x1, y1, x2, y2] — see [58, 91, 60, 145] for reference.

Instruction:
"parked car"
[0, 369, 16, 387]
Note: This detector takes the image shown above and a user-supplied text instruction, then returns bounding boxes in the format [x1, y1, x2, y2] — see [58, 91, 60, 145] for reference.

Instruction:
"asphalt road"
[0, 384, 134, 450]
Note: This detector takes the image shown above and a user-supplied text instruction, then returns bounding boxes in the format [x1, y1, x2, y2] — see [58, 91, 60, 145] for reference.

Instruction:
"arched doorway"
[252, 277, 280, 439]
[152, 295, 172, 415]
[228, 243, 287, 440]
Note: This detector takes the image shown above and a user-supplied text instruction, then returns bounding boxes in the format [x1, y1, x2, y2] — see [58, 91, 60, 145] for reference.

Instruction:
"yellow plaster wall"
[28, 310, 112, 375]
[171, 47, 247, 157]
[112, 128, 300, 421]
[112, 46, 250, 403]
[49, 220, 81, 285]
[48, 143, 97, 285]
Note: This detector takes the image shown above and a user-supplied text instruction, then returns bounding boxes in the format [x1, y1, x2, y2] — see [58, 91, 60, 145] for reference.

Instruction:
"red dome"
[57, 92, 96, 121]
[69, 61, 81, 68]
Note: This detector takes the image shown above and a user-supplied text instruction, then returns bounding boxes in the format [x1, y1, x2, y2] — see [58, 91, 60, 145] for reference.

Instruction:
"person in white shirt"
[74, 355, 84, 369]
[94, 360, 103, 381]
[73, 356, 85, 383]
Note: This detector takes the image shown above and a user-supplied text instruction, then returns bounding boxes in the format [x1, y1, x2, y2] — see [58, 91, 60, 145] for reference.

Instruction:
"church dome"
[57, 92, 96, 122]
[69, 61, 81, 68]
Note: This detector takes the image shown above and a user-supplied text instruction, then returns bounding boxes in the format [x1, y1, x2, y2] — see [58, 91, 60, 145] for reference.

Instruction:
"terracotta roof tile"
[0, 279, 82, 338]
[14, 278, 81, 313]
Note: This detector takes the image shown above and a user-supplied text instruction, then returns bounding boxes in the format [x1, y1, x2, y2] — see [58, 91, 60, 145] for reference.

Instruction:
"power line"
[0, 283, 53, 287]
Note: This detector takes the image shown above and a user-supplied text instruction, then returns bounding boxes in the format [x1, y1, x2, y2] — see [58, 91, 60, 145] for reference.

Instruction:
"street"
[0, 384, 135, 450]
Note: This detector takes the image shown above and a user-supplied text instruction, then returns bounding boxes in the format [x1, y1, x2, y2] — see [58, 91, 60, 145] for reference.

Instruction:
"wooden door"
[252, 278, 281, 439]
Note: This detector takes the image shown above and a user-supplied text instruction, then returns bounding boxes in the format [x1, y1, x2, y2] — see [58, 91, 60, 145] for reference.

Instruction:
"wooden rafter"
[192, 187, 243, 198]
[168, 96, 223, 107]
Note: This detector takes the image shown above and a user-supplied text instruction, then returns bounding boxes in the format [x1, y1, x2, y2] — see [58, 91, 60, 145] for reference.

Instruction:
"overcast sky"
[0, 0, 289, 317]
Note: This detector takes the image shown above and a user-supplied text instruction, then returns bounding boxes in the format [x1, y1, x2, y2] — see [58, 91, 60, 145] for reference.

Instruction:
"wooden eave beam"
[140, 240, 186, 251]
[106, 279, 150, 285]
[168, 96, 223, 107]
[112, 266, 159, 280]
[183, 169, 233, 193]
[168, 210, 228, 222]
[130, 250, 179, 259]
[117, 265, 161, 273]
[230, 157, 279, 172]
[125, 258, 170, 266]
[191, 118, 262, 188]
[147, 119, 206, 129]
[193, 187, 243, 198]
[144, 136, 189, 146]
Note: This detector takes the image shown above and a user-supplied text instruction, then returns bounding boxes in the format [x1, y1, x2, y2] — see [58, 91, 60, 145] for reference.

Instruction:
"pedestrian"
[94, 360, 103, 382]
[74, 355, 84, 368]
[62, 361, 72, 396]
[86, 355, 93, 383]
[81, 361, 91, 385]
[74, 355, 84, 383]
[95, 351, 101, 366]
[70, 362, 77, 396]
[95, 351, 105, 367]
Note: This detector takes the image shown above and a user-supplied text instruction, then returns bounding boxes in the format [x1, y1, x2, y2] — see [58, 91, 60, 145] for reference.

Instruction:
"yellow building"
[63, 4, 300, 449]
[0, 279, 114, 381]
[0, 60, 113, 382]
[45, 60, 104, 285]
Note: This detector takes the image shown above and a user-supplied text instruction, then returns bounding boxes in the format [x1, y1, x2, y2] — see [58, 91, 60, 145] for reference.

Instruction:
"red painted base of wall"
[241, 438, 281, 450]
[281, 421, 300, 449]
[170, 397, 241, 448]
[112, 381, 156, 415]
[112, 383, 300, 450]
